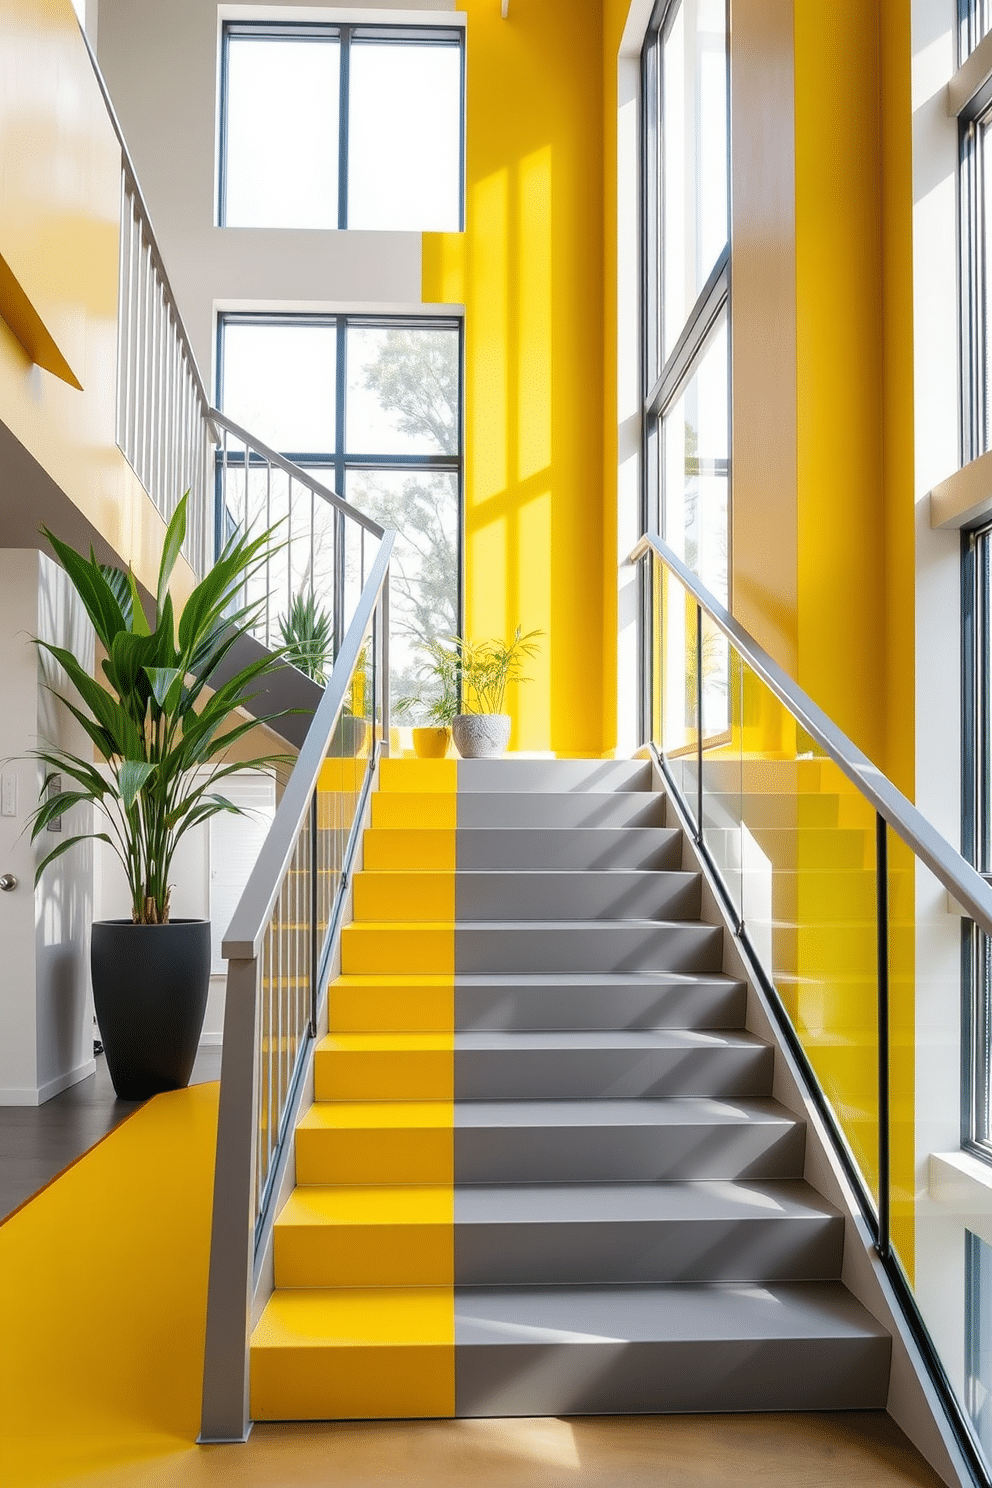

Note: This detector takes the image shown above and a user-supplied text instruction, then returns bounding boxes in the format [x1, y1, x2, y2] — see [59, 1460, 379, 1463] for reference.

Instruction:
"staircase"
[249, 757, 891, 1420]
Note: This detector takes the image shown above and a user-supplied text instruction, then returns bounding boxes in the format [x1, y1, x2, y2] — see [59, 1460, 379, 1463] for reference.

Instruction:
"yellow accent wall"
[0, 0, 195, 602]
[422, 0, 607, 757]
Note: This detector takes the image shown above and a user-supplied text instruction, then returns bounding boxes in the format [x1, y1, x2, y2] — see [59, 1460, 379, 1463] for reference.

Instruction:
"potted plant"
[28, 494, 288, 1100]
[278, 591, 334, 683]
[396, 639, 461, 758]
[403, 627, 541, 760]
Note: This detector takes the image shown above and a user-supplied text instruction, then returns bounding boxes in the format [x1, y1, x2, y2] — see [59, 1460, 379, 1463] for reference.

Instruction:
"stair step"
[372, 791, 667, 831]
[273, 1179, 843, 1288]
[250, 1280, 890, 1419]
[454, 1096, 805, 1182]
[455, 759, 655, 792]
[354, 870, 702, 922]
[341, 919, 725, 976]
[313, 1028, 773, 1100]
[328, 972, 747, 1032]
[454, 1281, 891, 1415]
[364, 826, 683, 872]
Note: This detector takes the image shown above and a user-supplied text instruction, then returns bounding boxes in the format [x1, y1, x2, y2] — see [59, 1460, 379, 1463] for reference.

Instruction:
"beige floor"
[74, 1413, 946, 1488]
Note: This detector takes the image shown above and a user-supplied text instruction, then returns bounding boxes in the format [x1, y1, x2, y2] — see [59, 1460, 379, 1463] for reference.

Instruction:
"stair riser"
[453, 1123, 805, 1183]
[454, 760, 655, 793]
[296, 1127, 452, 1186]
[354, 872, 702, 924]
[455, 981, 747, 1031]
[273, 1215, 843, 1289]
[452, 1046, 774, 1099]
[454, 924, 724, 975]
[453, 1336, 890, 1415]
[457, 829, 682, 871]
[458, 796, 667, 829]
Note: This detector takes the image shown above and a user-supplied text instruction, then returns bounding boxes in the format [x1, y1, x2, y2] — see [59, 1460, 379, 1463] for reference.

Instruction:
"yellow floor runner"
[0, 1083, 219, 1487]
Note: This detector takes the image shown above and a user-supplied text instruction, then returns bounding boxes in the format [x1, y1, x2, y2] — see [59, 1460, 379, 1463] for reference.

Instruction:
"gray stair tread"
[453, 1281, 887, 1346]
[454, 1097, 797, 1128]
[454, 1179, 840, 1225]
[454, 918, 714, 930]
[455, 1029, 766, 1052]
[456, 760, 654, 792]
[455, 971, 742, 988]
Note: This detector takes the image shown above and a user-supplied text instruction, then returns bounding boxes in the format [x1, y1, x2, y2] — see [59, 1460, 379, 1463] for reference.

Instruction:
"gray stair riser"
[454, 979, 747, 1031]
[456, 760, 654, 793]
[456, 828, 683, 871]
[453, 1044, 773, 1099]
[456, 794, 667, 829]
[453, 1335, 890, 1415]
[453, 872, 701, 922]
[454, 923, 724, 975]
[453, 1120, 805, 1183]
[453, 1214, 844, 1285]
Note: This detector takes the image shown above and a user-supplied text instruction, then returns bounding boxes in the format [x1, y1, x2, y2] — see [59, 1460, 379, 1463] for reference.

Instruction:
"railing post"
[310, 791, 319, 1038]
[381, 571, 391, 757]
[334, 510, 346, 660]
[876, 811, 891, 1262]
[199, 955, 260, 1444]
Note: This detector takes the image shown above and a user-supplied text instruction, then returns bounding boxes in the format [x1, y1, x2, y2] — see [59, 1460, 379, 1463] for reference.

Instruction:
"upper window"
[220, 23, 464, 232]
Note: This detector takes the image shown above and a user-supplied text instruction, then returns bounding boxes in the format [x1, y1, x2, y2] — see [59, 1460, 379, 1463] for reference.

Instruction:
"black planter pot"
[90, 919, 211, 1101]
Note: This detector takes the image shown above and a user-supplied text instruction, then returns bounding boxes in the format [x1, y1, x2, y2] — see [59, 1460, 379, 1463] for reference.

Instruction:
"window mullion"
[339, 29, 351, 230]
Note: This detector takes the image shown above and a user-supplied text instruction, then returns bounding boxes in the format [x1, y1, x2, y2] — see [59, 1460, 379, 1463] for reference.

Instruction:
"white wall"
[0, 550, 95, 1104]
[95, 0, 460, 379]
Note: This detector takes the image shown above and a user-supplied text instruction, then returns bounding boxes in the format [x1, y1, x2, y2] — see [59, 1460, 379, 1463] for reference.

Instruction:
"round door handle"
[0, 874, 18, 892]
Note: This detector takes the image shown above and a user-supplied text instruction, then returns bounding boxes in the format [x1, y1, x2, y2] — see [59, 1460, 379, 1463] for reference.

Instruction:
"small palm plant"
[395, 636, 462, 725]
[457, 627, 542, 715]
[29, 493, 288, 925]
[278, 591, 334, 684]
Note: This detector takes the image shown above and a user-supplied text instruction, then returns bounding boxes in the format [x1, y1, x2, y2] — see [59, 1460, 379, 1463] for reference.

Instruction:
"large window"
[220, 23, 464, 231]
[965, 524, 992, 1156]
[642, 0, 730, 737]
[218, 314, 462, 706]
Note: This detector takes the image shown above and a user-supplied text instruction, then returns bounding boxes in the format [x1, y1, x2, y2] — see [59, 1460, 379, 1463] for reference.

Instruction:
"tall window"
[965, 524, 992, 1156]
[220, 23, 464, 231]
[218, 314, 462, 705]
[642, 0, 729, 600]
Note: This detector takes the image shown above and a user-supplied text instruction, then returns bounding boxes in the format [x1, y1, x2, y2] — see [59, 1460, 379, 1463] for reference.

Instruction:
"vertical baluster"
[265, 457, 273, 646]
[287, 473, 294, 639]
[876, 813, 891, 1261]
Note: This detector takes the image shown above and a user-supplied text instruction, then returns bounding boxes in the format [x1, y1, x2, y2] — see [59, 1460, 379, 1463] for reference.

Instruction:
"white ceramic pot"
[452, 713, 511, 759]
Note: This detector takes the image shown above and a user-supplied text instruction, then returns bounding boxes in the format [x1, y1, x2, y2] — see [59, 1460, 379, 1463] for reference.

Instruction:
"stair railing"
[208, 409, 384, 658]
[631, 530, 992, 1488]
[199, 533, 394, 1444]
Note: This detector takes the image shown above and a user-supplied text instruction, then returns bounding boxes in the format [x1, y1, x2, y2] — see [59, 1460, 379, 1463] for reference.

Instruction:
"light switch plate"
[1, 774, 16, 818]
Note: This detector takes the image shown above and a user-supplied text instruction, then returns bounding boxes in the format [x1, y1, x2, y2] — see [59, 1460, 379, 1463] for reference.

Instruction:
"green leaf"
[118, 760, 156, 809]
[41, 530, 127, 648]
[34, 832, 117, 887]
[144, 667, 183, 710]
[157, 492, 188, 616]
[127, 571, 150, 636]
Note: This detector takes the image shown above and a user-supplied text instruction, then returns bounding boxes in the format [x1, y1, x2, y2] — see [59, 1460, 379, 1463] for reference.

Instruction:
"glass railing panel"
[656, 557, 700, 835]
[731, 658, 882, 1207]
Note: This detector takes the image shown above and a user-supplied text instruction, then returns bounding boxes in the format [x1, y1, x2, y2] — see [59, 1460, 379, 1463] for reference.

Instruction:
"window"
[967, 1230, 992, 1461]
[220, 23, 464, 231]
[642, 0, 730, 737]
[965, 524, 992, 1156]
[217, 314, 462, 707]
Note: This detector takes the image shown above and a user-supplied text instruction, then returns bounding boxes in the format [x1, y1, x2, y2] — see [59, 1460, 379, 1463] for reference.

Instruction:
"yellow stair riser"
[371, 794, 457, 830]
[379, 758, 457, 794]
[251, 1342, 455, 1421]
[314, 1049, 453, 1101]
[274, 1223, 453, 1288]
[295, 1126, 454, 1185]
[354, 872, 455, 922]
[341, 925, 455, 976]
[363, 830, 457, 871]
[328, 980, 455, 1033]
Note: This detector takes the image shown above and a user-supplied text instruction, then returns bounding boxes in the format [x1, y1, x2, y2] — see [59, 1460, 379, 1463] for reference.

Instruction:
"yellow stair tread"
[299, 1101, 453, 1130]
[252, 1287, 454, 1348]
[317, 1033, 452, 1054]
[329, 975, 453, 988]
[277, 1185, 453, 1227]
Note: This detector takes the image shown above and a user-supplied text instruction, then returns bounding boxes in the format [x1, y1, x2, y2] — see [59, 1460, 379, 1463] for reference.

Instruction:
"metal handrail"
[223, 533, 394, 960]
[209, 410, 385, 538]
[630, 530, 992, 937]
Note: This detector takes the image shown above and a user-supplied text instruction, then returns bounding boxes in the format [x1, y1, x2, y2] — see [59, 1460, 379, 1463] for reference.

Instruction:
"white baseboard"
[0, 1058, 97, 1107]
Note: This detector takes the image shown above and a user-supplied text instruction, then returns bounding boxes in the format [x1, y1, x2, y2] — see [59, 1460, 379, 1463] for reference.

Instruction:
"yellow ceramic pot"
[412, 726, 451, 759]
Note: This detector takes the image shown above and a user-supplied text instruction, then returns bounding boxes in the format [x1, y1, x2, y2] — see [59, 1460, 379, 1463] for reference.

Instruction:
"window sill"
[929, 1150, 992, 1244]
[929, 450, 992, 531]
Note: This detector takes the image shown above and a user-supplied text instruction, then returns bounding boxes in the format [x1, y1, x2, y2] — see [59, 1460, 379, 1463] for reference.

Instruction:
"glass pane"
[662, 0, 727, 358]
[661, 311, 728, 603]
[221, 321, 336, 455]
[657, 562, 699, 834]
[224, 35, 339, 228]
[968, 1232, 992, 1464]
[982, 117, 992, 456]
[346, 325, 459, 456]
[346, 468, 459, 709]
[348, 40, 461, 231]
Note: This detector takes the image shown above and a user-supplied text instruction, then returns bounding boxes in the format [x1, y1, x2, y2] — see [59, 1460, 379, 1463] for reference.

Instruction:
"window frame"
[639, 0, 732, 741]
[215, 309, 465, 649]
[218, 21, 466, 232]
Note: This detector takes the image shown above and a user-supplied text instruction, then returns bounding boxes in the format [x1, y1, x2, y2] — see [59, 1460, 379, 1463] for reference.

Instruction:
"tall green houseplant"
[30, 493, 287, 925]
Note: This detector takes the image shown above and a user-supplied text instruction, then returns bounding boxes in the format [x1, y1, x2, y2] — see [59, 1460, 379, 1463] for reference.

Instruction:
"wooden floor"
[80, 1413, 947, 1488]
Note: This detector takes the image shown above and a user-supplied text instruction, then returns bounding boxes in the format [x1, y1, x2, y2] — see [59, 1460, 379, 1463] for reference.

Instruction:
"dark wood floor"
[0, 1044, 222, 1221]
